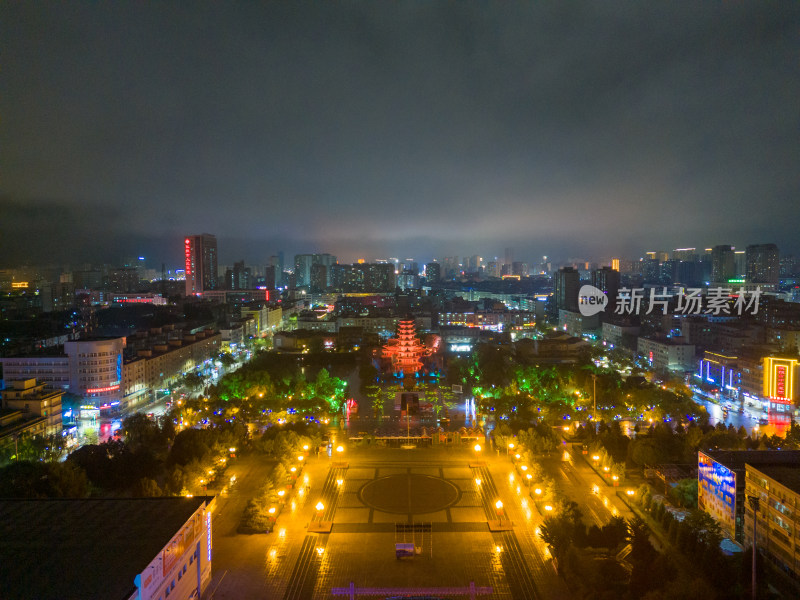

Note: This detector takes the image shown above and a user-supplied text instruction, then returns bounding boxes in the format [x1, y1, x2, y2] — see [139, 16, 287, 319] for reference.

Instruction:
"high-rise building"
[425, 262, 441, 283]
[746, 243, 779, 285]
[264, 265, 277, 290]
[329, 263, 395, 293]
[642, 258, 661, 283]
[226, 260, 251, 290]
[672, 248, 697, 261]
[184, 234, 218, 296]
[310, 263, 328, 293]
[711, 245, 735, 283]
[294, 253, 336, 287]
[592, 266, 620, 310]
[554, 267, 580, 312]
[733, 250, 746, 278]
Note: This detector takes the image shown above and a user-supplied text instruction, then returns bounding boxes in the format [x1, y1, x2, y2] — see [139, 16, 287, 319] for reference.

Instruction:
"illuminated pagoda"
[382, 318, 426, 377]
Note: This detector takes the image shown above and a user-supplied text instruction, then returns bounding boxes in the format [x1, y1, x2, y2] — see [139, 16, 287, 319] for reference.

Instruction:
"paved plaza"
[204, 445, 570, 600]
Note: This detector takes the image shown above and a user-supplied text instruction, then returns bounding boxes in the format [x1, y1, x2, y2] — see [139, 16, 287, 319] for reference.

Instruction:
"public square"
[204, 444, 571, 600]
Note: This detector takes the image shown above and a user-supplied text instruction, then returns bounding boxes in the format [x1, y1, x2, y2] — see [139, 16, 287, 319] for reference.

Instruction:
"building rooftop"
[0, 496, 209, 600]
[704, 450, 800, 472]
[753, 465, 800, 496]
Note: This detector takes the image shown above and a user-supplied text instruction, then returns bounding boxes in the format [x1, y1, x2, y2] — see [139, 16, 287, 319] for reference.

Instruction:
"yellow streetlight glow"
[316, 547, 325, 556]
[544, 504, 553, 511]
[298, 455, 304, 461]
[508, 443, 514, 449]
[303, 445, 309, 451]
[526, 474, 532, 481]
[520, 465, 528, 471]
[515, 453, 521, 459]
[290, 467, 297, 473]
[315, 501, 325, 512]
[475, 478, 482, 486]
[534, 488, 542, 495]
[268, 507, 276, 514]
[336, 445, 344, 453]
[336, 479, 343, 486]
[495, 500, 503, 510]
[278, 490, 285, 497]
[474, 444, 482, 452]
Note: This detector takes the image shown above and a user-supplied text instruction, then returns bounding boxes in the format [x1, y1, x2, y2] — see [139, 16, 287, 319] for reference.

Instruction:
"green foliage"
[0, 460, 90, 498]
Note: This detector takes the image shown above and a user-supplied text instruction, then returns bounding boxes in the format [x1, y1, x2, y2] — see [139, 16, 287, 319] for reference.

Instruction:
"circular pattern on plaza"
[358, 474, 460, 514]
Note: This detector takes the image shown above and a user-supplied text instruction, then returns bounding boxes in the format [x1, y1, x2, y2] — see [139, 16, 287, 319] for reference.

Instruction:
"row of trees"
[447, 343, 702, 424]
[0, 413, 246, 499]
[240, 424, 322, 533]
[578, 419, 800, 477]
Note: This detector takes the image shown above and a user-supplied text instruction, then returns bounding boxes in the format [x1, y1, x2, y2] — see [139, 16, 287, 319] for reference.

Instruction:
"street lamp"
[507, 442, 514, 455]
[336, 445, 344, 454]
[474, 444, 482, 452]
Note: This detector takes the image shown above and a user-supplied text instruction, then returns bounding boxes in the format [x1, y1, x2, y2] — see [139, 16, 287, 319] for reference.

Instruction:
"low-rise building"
[1, 378, 63, 436]
[0, 496, 215, 600]
[744, 463, 800, 584]
[636, 335, 695, 373]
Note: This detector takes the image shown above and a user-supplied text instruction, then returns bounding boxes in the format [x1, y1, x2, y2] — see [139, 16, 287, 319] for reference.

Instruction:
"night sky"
[2, 2, 798, 267]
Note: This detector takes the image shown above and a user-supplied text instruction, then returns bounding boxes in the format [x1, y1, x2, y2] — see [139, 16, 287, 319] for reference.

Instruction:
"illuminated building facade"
[763, 356, 798, 414]
[1, 337, 125, 409]
[184, 234, 218, 296]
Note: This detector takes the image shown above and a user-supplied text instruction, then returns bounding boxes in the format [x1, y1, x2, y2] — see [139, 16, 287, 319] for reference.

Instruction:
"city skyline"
[2, 3, 799, 266]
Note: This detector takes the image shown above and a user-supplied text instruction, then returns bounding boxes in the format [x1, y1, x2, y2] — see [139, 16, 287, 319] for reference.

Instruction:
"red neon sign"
[776, 365, 787, 399]
[184, 238, 192, 278]
[86, 384, 120, 394]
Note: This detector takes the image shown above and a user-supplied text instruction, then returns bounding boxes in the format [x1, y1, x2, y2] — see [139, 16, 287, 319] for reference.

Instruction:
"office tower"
[711, 245, 735, 283]
[184, 233, 218, 296]
[554, 267, 580, 312]
[733, 251, 746, 278]
[504, 247, 513, 268]
[592, 266, 620, 309]
[746, 243, 780, 285]
[425, 262, 441, 283]
[512, 262, 528, 277]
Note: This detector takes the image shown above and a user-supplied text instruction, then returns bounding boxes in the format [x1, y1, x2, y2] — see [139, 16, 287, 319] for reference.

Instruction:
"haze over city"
[2, 2, 799, 266]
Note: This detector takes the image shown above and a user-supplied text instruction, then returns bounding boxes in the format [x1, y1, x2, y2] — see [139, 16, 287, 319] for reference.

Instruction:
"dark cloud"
[1, 2, 798, 267]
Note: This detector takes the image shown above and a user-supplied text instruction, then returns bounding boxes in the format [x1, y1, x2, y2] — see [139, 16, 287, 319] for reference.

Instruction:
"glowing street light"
[495, 500, 503, 510]
[278, 490, 285, 498]
[268, 507, 276, 515]
[315, 501, 325, 513]
[297, 455, 304, 461]
[475, 478, 482, 486]
[336, 445, 344, 454]
[534, 487, 542, 495]
[303, 445, 309, 451]
[474, 444, 482, 452]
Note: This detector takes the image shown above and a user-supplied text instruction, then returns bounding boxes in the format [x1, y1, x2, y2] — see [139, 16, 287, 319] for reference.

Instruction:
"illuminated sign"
[11, 282, 29, 289]
[777, 366, 787, 398]
[698, 452, 736, 539]
[764, 357, 797, 403]
[184, 238, 192, 281]
[86, 384, 120, 394]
